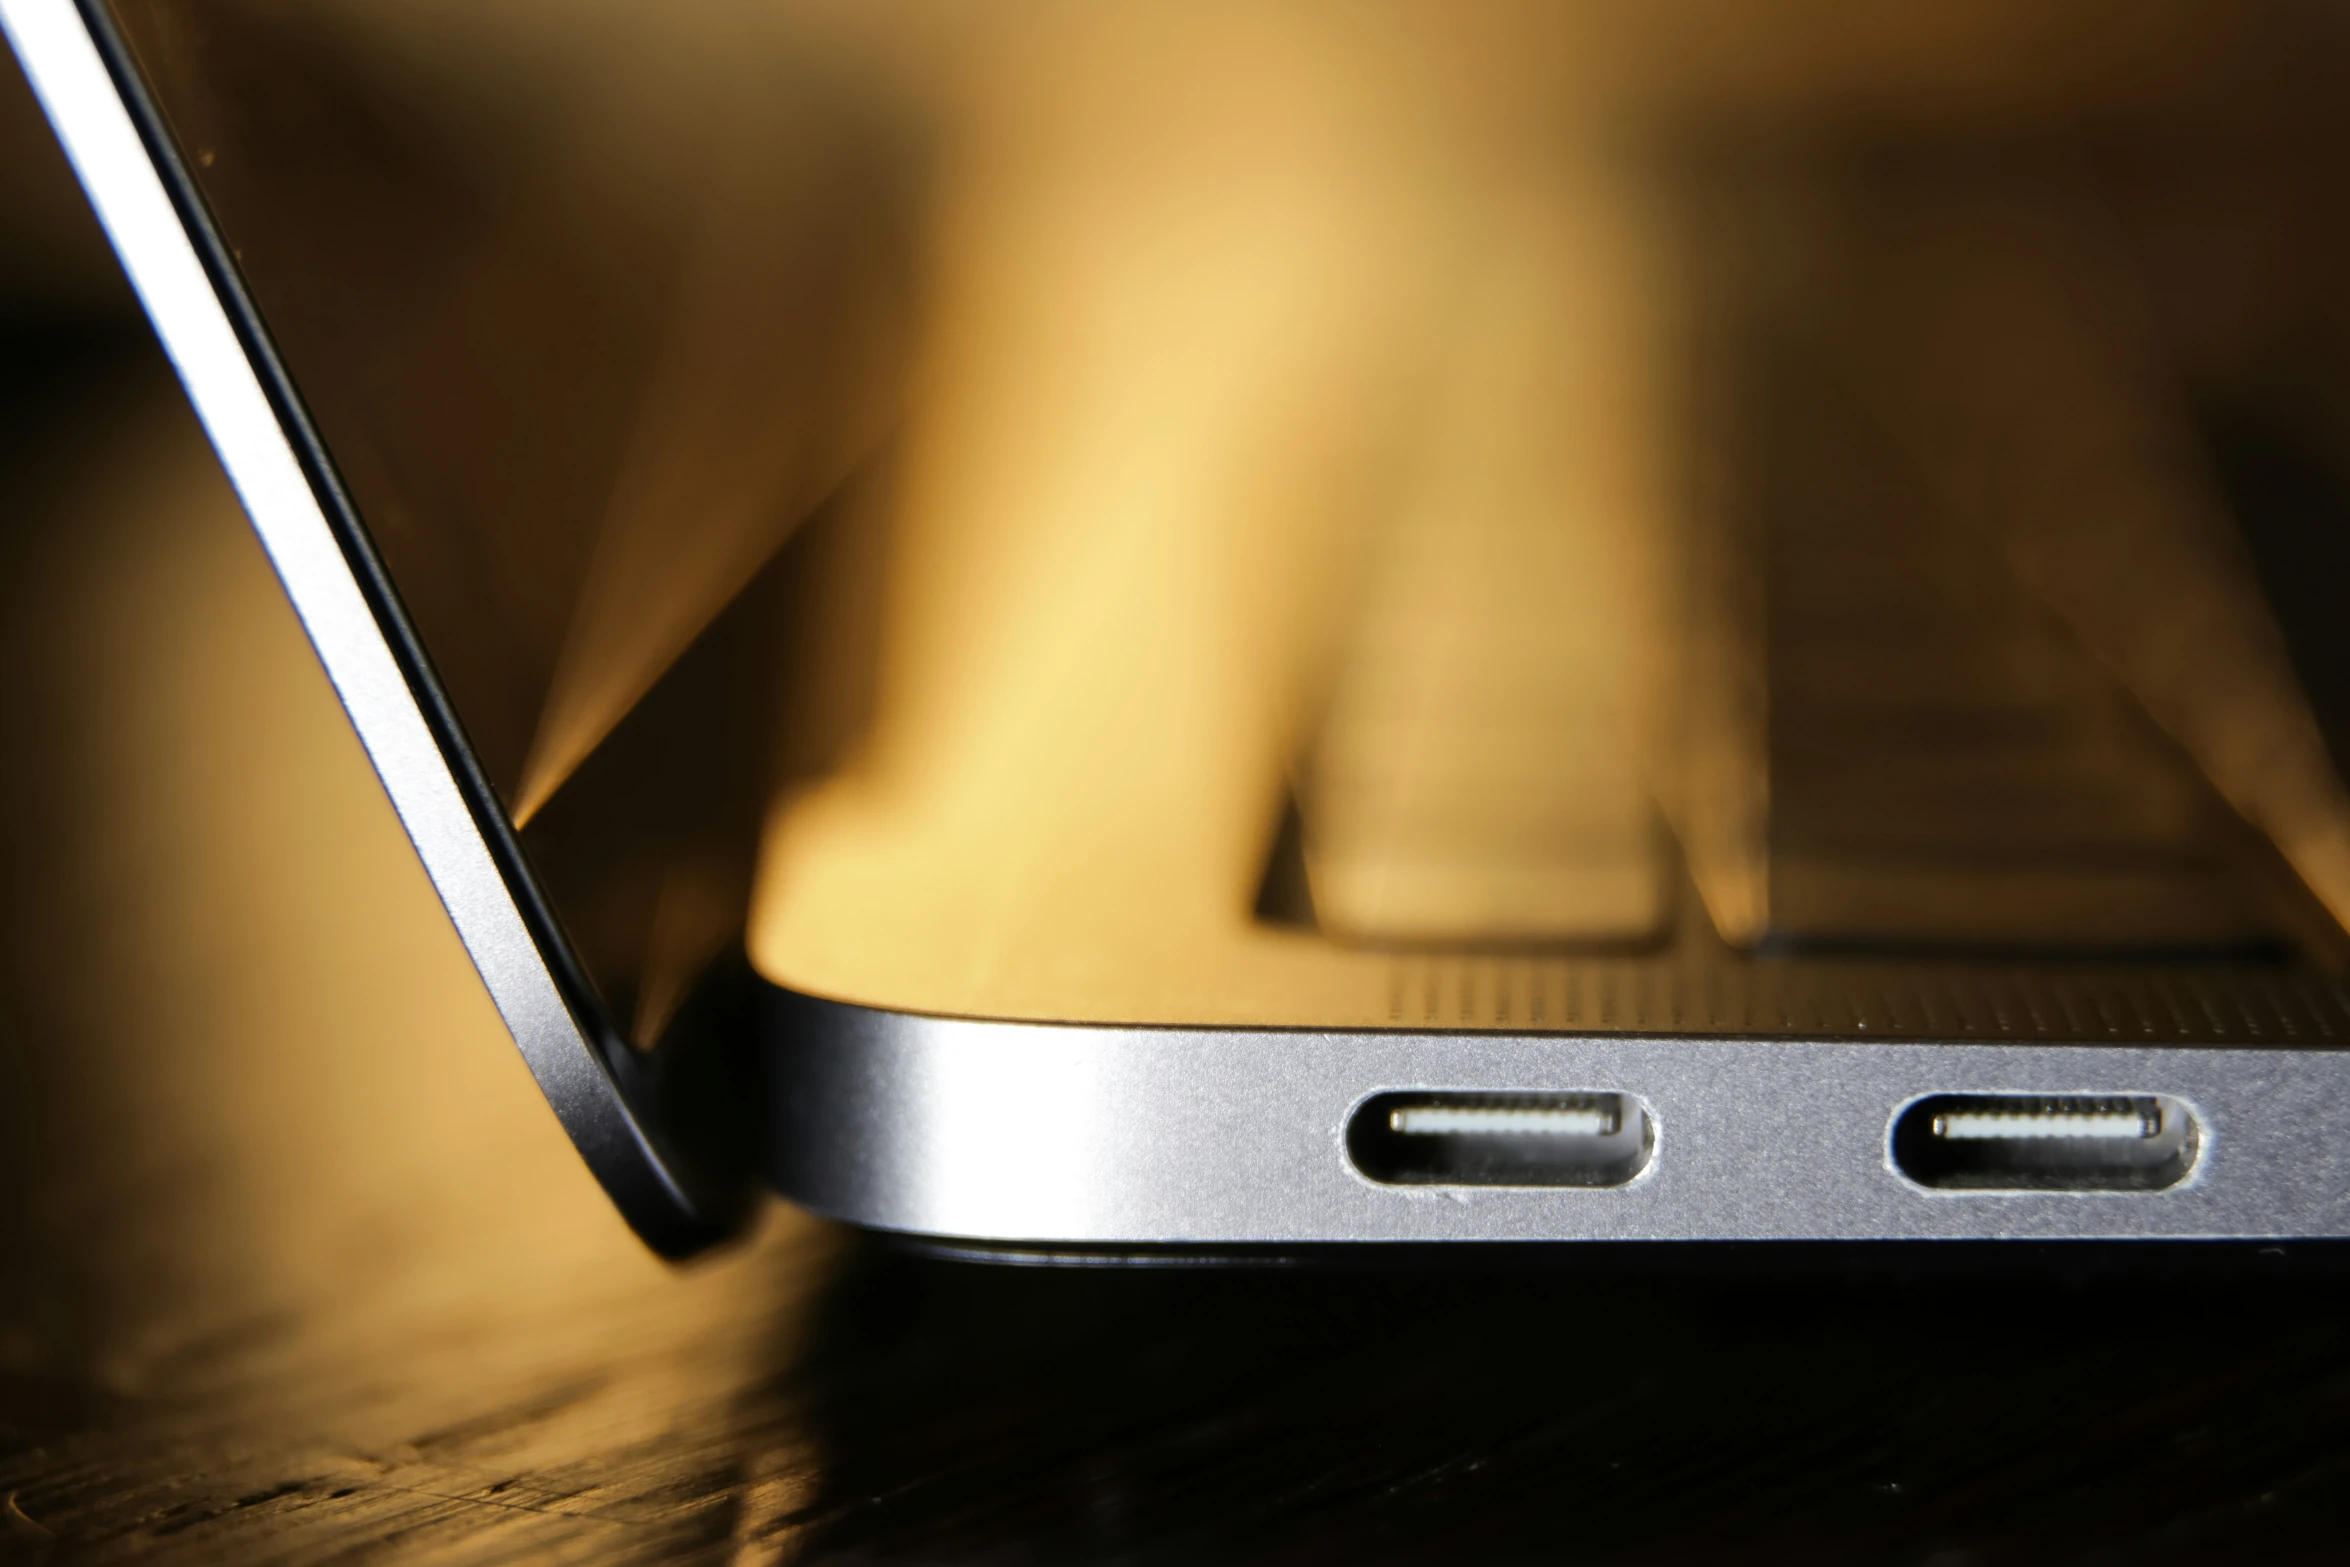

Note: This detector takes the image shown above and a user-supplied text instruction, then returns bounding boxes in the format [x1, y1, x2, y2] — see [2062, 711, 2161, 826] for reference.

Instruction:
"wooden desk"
[3, 335, 2349, 1565]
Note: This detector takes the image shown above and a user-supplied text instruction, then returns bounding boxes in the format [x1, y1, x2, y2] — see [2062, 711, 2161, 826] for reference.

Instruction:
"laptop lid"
[0, 0, 838, 1255]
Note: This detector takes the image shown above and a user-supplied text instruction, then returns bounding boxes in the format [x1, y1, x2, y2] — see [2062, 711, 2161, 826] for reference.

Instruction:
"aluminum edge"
[0, 0, 726, 1255]
[767, 992, 2350, 1244]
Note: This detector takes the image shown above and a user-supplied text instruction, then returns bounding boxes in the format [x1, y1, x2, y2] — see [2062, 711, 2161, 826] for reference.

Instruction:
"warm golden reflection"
[1297, 159, 1672, 948]
[106, 0, 2350, 1030]
[513, 121, 913, 825]
[746, 0, 2350, 1021]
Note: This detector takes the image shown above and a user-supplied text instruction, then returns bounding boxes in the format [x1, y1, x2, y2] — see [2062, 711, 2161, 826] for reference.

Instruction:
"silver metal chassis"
[27, 0, 2350, 1257]
[772, 995, 2350, 1243]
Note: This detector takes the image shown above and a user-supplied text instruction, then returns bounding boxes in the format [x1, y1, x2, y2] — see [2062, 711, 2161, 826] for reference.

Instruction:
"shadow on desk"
[2, 329, 2349, 1566]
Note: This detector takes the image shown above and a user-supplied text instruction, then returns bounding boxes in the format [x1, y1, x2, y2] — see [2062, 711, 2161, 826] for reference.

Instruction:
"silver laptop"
[13, 0, 2350, 1256]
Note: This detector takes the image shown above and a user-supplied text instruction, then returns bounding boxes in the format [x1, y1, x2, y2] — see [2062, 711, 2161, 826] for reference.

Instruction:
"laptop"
[12, 0, 2350, 1256]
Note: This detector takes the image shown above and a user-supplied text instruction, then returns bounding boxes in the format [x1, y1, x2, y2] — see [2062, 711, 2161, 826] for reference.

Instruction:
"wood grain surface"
[5, 333, 2350, 1566]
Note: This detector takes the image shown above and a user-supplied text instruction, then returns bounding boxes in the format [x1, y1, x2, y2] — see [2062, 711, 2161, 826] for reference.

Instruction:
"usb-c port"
[1348, 1091, 1652, 1187]
[1891, 1094, 2199, 1191]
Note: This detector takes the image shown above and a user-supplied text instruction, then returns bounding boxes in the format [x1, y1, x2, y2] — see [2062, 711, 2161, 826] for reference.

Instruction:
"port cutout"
[1348, 1092, 1652, 1187]
[1891, 1094, 2199, 1191]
